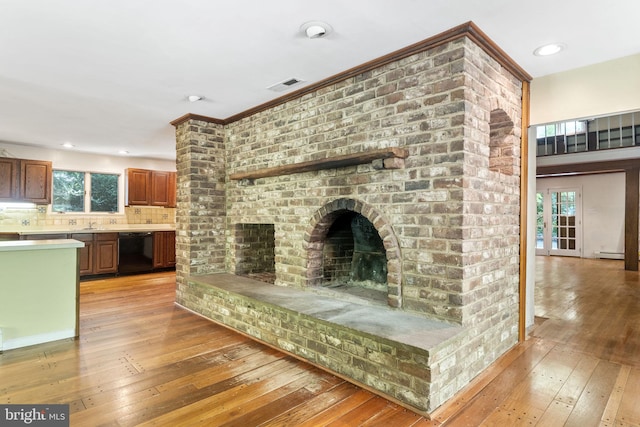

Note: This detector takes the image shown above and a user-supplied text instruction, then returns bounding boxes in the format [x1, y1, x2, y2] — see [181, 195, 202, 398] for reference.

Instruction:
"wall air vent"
[267, 78, 304, 92]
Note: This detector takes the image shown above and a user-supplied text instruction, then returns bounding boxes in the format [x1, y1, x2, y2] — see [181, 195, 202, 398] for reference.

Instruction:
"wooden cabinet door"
[0, 158, 19, 200]
[165, 231, 176, 267]
[153, 231, 176, 268]
[20, 160, 52, 203]
[153, 231, 165, 268]
[95, 233, 118, 274]
[78, 241, 95, 275]
[150, 171, 171, 206]
[71, 233, 94, 276]
[126, 168, 151, 205]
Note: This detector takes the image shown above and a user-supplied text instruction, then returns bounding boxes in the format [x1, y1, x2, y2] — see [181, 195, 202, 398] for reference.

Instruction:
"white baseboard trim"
[2, 329, 76, 351]
[595, 251, 624, 260]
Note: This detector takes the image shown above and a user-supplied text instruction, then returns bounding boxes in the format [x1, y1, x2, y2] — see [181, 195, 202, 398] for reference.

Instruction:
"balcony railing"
[535, 110, 640, 157]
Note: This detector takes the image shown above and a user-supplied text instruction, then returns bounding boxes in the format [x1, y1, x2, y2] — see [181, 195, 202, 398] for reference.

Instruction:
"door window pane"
[53, 170, 85, 212]
[536, 192, 544, 249]
[91, 173, 118, 212]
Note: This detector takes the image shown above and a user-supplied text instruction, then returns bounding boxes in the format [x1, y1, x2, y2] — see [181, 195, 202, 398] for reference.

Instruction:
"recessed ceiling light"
[300, 21, 332, 39]
[533, 43, 566, 56]
[118, 150, 129, 155]
[62, 142, 75, 148]
[188, 95, 203, 102]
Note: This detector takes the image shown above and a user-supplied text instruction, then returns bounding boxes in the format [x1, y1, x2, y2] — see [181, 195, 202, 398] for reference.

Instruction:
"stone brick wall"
[173, 31, 524, 414]
[233, 223, 275, 275]
[174, 119, 227, 299]
[183, 276, 438, 412]
[223, 37, 521, 324]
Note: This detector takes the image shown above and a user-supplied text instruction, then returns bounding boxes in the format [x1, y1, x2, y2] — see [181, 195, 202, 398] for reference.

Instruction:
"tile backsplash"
[0, 205, 175, 228]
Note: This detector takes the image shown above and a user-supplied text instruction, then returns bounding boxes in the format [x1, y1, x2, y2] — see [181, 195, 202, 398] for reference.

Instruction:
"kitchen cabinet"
[126, 168, 151, 205]
[0, 158, 19, 199]
[69, 233, 118, 276]
[126, 168, 176, 207]
[70, 233, 94, 275]
[95, 233, 118, 274]
[150, 170, 176, 207]
[0, 157, 52, 203]
[153, 231, 176, 268]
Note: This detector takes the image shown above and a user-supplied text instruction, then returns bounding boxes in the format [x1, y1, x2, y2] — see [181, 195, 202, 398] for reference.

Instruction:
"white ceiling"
[1, 0, 639, 160]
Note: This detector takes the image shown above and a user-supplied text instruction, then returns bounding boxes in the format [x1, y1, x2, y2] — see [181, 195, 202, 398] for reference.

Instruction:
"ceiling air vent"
[267, 78, 304, 92]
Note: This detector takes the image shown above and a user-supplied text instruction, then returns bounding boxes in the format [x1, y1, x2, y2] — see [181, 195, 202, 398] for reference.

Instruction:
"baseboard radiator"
[596, 251, 624, 260]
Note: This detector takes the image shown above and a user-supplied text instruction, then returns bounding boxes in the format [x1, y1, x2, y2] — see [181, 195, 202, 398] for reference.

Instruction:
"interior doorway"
[536, 187, 582, 257]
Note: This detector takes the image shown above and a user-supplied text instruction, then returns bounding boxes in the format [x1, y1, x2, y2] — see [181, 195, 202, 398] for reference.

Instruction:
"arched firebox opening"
[305, 198, 402, 308]
[322, 211, 388, 303]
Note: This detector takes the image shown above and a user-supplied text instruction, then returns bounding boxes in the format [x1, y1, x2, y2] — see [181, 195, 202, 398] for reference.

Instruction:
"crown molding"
[170, 21, 531, 127]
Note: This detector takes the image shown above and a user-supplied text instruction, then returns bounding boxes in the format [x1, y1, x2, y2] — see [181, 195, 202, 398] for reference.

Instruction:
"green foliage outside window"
[53, 170, 85, 212]
[91, 173, 118, 212]
[53, 170, 119, 213]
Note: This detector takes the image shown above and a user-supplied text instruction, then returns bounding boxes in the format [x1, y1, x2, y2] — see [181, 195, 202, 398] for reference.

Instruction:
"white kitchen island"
[0, 239, 84, 351]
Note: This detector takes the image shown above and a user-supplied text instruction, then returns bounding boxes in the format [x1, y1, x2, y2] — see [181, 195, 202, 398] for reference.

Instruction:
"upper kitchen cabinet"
[126, 168, 176, 207]
[21, 160, 52, 203]
[0, 158, 19, 199]
[150, 170, 175, 207]
[0, 157, 52, 203]
[126, 168, 151, 205]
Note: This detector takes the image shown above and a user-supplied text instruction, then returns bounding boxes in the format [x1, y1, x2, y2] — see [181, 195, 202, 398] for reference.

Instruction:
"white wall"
[527, 54, 640, 330]
[531, 53, 640, 125]
[0, 141, 175, 212]
[0, 141, 175, 172]
[537, 173, 625, 258]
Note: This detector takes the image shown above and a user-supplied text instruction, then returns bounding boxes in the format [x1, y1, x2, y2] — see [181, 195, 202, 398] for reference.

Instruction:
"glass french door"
[536, 188, 581, 257]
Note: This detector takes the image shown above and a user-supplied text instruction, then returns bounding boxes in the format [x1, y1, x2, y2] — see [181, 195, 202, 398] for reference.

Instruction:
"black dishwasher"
[118, 232, 154, 274]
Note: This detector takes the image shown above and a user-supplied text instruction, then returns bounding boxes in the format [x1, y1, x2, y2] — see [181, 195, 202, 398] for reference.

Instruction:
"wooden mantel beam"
[229, 147, 408, 181]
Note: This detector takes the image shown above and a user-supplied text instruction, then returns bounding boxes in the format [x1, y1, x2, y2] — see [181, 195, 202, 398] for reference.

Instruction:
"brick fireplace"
[172, 22, 529, 415]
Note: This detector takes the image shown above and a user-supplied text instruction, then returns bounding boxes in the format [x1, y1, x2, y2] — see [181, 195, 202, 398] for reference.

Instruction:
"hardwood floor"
[0, 256, 638, 426]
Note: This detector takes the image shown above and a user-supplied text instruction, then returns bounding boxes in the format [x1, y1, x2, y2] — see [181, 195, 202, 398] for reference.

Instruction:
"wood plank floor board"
[324, 395, 395, 426]
[1, 258, 638, 425]
[224, 370, 345, 426]
[359, 405, 424, 427]
[599, 365, 630, 426]
[536, 400, 574, 427]
[553, 353, 600, 407]
[257, 381, 362, 426]
[202, 369, 334, 426]
[615, 366, 640, 426]
[133, 359, 313, 426]
[499, 345, 583, 419]
[439, 338, 556, 426]
[563, 360, 621, 427]
[292, 388, 377, 427]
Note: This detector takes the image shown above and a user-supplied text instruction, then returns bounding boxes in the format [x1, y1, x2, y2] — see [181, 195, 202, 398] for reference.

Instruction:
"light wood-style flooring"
[0, 256, 638, 426]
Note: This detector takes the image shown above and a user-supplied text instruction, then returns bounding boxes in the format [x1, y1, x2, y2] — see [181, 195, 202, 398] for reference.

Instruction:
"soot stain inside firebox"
[322, 212, 388, 304]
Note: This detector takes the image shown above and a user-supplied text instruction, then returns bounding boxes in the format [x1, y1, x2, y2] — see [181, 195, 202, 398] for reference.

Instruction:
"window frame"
[52, 169, 121, 214]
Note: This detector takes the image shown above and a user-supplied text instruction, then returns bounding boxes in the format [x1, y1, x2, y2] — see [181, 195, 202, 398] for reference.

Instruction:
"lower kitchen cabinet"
[153, 231, 176, 268]
[95, 233, 118, 274]
[70, 233, 118, 276]
[19, 230, 174, 277]
[70, 234, 94, 275]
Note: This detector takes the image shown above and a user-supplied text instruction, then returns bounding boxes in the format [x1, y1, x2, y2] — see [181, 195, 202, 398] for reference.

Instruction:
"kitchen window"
[53, 170, 119, 213]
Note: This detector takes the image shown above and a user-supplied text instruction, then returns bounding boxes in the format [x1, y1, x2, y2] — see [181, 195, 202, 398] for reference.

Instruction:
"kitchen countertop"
[0, 239, 85, 252]
[0, 224, 175, 235]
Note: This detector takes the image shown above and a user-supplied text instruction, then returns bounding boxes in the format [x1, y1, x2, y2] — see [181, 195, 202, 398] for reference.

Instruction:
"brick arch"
[304, 198, 402, 308]
[489, 108, 520, 176]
